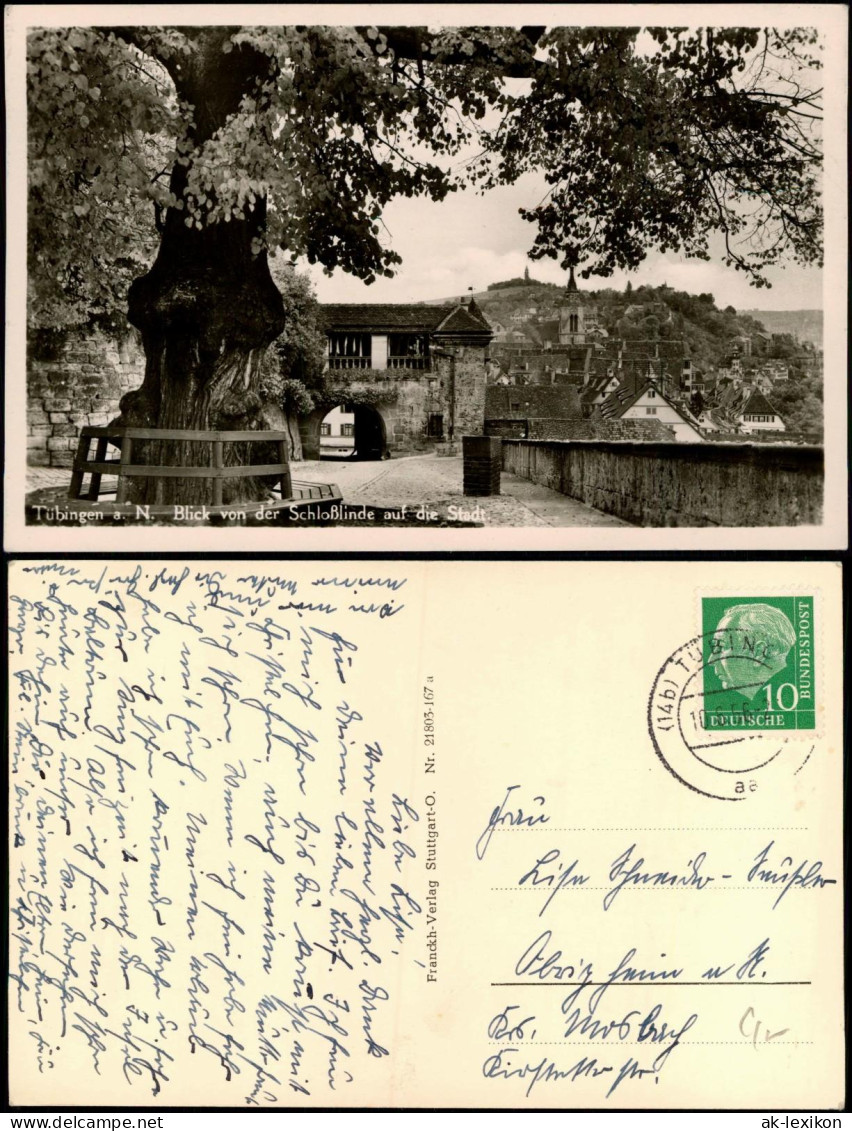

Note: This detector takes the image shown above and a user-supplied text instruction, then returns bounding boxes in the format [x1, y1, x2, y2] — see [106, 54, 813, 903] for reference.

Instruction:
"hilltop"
[429, 278, 820, 374]
[424, 278, 560, 308]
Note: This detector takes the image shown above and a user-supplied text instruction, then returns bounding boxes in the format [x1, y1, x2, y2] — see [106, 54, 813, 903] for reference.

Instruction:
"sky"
[305, 169, 824, 311]
[298, 22, 829, 315]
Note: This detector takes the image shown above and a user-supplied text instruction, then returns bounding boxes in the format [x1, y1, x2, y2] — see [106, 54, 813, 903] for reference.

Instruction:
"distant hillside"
[741, 310, 822, 349]
[447, 282, 765, 373]
[427, 279, 820, 371]
[423, 283, 555, 306]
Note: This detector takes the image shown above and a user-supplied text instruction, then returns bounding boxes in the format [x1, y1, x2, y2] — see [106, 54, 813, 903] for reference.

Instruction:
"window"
[510, 401, 521, 411]
[340, 423, 355, 437]
[427, 413, 444, 439]
[327, 332, 371, 369]
[569, 314, 579, 334]
[645, 406, 657, 415]
[388, 333, 430, 370]
[319, 423, 331, 436]
[648, 389, 656, 398]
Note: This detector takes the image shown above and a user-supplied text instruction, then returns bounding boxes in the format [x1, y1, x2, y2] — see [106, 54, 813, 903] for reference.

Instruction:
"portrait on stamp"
[702, 597, 815, 732]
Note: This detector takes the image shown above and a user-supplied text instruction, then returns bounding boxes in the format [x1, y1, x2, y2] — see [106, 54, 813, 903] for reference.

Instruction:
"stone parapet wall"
[501, 439, 823, 527]
[708, 431, 822, 445]
[486, 417, 675, 442]
[526, 418, 676, 442]
[27, 327, 145, 467]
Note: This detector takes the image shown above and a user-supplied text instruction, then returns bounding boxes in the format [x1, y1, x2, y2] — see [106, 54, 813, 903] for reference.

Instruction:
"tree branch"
[360, 25, 547, 77]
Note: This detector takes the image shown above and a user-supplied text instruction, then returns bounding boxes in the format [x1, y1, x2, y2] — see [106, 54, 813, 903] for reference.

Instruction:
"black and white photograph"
[5, 4, 847, 549]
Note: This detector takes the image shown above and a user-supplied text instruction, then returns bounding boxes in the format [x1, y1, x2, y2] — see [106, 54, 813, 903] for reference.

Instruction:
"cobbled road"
[27, 454, 629, 527]
[291, 453, 628, 526]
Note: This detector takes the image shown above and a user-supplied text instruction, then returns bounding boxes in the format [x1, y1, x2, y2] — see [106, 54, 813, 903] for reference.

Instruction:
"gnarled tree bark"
[113, 29, 286, 505]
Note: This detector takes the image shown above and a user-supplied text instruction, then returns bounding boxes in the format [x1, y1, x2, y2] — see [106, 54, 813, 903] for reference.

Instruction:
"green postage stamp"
[701, 596, 815, 731]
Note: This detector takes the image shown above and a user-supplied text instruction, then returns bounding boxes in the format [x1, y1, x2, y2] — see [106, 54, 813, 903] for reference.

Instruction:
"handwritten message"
[9, 562, 423, 1105]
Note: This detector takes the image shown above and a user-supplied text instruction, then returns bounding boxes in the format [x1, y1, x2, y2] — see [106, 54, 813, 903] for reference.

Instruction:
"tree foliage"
[314, 383, 399, 410]
[27, 21, 824, 332]
[769, 372, 823, 436]
[258, 257, 326, 402]
[486, 27, 823, 285]
[27, 27, 178, 326]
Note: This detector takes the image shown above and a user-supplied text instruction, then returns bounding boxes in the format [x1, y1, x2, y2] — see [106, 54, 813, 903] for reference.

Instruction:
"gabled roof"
[741, 390, 782, 417]
[599, 379, 649, 419]
[318, 303, 491, 338]
[599, 378, 672, 420]
[600, 379, 705, 436]
[718, 384, 747, 414]
[434, 304, 493, 337]
[581, 374, 616, 403]
[465, 298, 491, 329]
[320, 304, 453, 332]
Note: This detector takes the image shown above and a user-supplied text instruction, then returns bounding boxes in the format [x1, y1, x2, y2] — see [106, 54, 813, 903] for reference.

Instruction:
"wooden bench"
[69, 426, 293, 505]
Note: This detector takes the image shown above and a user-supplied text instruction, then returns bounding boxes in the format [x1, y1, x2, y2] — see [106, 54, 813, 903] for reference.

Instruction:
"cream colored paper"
[7, 559, 844, 1108]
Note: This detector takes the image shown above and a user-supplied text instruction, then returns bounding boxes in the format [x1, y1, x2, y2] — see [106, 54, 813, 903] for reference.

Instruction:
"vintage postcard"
[4, 4, 848, 551]
[7, 559, 844, 1108]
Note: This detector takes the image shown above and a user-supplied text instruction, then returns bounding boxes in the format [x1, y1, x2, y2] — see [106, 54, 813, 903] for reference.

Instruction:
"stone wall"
[299, 347, 488, 459]
[485, 419, 529, 439]
[27, 326, 145, 468]
[451, 348, 488, 440]
[298, 373, 445, 460]
[501, 439, 823, 526]
[28, 327, 489, 468]
[486, 417, 675, 442]
[391, 363, 449, 449]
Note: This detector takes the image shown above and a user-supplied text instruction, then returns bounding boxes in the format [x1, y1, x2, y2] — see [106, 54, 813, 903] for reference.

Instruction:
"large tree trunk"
[114, 30, 286, 506]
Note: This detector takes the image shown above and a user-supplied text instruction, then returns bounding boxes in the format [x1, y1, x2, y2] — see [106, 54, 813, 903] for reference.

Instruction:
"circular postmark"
[648, 631, 814, 802]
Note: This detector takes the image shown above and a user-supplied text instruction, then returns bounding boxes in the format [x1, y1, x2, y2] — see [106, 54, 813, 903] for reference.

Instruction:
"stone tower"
[558, 265, 587, 345]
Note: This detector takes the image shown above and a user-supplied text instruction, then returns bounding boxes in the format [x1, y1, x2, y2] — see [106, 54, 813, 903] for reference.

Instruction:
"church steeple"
[559, 265, 586, 344]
